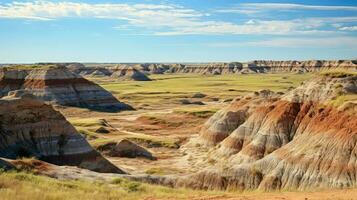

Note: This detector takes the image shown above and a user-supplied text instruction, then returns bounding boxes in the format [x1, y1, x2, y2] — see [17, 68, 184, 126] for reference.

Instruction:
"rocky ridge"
[64, 60, 357, 76]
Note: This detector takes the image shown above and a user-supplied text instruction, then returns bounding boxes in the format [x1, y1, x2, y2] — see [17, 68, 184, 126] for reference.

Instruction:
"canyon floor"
[2, 72, 357, 199]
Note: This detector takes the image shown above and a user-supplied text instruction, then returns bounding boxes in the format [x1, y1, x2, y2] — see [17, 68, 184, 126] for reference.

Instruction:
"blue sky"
[0, 0, 356, 63]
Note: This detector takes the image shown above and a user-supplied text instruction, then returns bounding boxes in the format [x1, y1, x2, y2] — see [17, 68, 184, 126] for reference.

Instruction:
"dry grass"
[1, 171, 357, 200]
[319, 69, 357, 78]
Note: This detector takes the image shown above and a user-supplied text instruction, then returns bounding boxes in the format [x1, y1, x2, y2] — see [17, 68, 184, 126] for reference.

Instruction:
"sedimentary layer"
[65, 60, 356, 76]
[0, 94, 124, 173]
[0, 65, 133, 111]
[176, 74, 357, 191]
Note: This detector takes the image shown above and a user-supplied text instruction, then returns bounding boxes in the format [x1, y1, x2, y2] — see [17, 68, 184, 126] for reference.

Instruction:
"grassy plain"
[1, 171, 357, 200]
[94, 73, 312, 106]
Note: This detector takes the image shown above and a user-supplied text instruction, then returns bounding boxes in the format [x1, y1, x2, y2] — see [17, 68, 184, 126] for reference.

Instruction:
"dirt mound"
[98, 139, 155, 160]
[0, 65, 133, 112]
[0, 95, 125, 173]
[192, 92, 207, 98]
[176, 75, 357, 191]
[111, 66, 151, 81]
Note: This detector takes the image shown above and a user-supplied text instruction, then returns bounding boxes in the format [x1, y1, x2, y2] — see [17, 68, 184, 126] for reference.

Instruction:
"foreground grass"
[2, 171, 357, 200]
[319, 69, 357, 78]
[0, 171, 235, 200]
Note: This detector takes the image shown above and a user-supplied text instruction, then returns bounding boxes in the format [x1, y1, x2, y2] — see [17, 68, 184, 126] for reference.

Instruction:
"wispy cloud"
[245, 37, 357, 48]
[154, 18, 354, 36]
[207, 36, 357, 48]
[0, 1, 203, 25]
[339, 26, 357, 31]
[0, 1, 356, 36]
[218, 3, 357, 14]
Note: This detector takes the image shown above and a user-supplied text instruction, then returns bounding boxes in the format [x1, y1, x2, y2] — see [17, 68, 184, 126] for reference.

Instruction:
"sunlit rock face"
[250, 60, 357, 72]
[111, 65, 152, 81]
[0, 94, 125, 173]
[71, 60, 356, 75]
[177, 74, 357, 191]
[0, 65, 133, 112]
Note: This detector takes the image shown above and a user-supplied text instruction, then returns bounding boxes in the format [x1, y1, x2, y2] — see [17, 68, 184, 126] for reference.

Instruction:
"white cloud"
[242, 3, 357, 11]
[339, 26, 357, 31]
[0, 1, 203, 25]
[0, 1, 356, 36]
[244, 37, 357, 48]
[154, 18, 343, 36]
[220, 3, 357, 14]
[207, 37, 357, 48]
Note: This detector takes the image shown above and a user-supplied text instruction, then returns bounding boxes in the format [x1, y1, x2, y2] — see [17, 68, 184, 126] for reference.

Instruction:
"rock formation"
[0, 65, 133, 112]
[176, 73, 357, 191]
[67, 60, 356, 76]
[111, 65, 152, 81]
[0, 94, 124, 173]
[97, 139, 155, 160]
[250, 60, 357, 72]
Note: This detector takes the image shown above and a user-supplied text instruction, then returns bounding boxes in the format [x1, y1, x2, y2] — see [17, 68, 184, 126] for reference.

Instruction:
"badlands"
[0, 60, 357, 200]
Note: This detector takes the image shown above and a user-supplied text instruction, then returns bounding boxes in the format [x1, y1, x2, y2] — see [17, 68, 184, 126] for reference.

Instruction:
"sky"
[0, 0, 356, 63]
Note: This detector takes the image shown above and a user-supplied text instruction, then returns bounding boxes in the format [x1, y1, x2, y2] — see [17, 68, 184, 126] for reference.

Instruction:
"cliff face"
[0, 65, 133, 112]
[177, 74, 357, 191]
[251, 60, 357, 72]
[66, 60, 356, 76]
[0, 94, 124, 173]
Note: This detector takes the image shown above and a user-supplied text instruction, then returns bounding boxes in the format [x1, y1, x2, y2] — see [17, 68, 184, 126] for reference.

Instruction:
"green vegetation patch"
[319, 70, 357, 78]
[328, 94, 357, 107]
[174, 106, 220, 118]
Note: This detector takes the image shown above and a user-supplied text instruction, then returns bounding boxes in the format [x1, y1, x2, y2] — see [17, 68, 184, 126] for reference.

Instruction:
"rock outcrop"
[0, 94, 124, 173]
[111, 66, 151, 81]
[67, 60, 356, 76]
[176, 73, 357, 191]
[97, 139, 155, 160]
[0, 65, 133, 112]
[250, 60, 357, 72]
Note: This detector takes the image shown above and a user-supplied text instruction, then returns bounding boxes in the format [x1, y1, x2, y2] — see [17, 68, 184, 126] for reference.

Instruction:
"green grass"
[94, 73, 312, 106]
[0, 171, 244, 200]
[328, 94, 357, 107]
[319, 70, 357, 78]
[69, 118, 108, 127]
[68, 118, 110, 139]
[174, 106, 220, 118]
[90, 134, 180, 149]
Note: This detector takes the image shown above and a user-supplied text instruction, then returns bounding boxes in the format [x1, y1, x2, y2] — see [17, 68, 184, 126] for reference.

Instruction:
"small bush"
[111, 178, 143, 192]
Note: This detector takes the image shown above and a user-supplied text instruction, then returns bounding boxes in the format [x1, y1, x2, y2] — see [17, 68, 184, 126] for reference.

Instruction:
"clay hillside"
[0, 93, 124, 173]
[0, 65, 133, 112]
[171, 71, 357, 190]
[68, 60, 357, 76]
[111, 65, 151, 81]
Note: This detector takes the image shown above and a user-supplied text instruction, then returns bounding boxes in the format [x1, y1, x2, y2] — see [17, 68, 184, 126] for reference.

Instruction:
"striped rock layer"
[111, 66, 151, 81]
[0, 65, 132, 111]
[0, 94, 124, 173]
[69, 60, 356, 76]
[177, 75, 357, 191]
